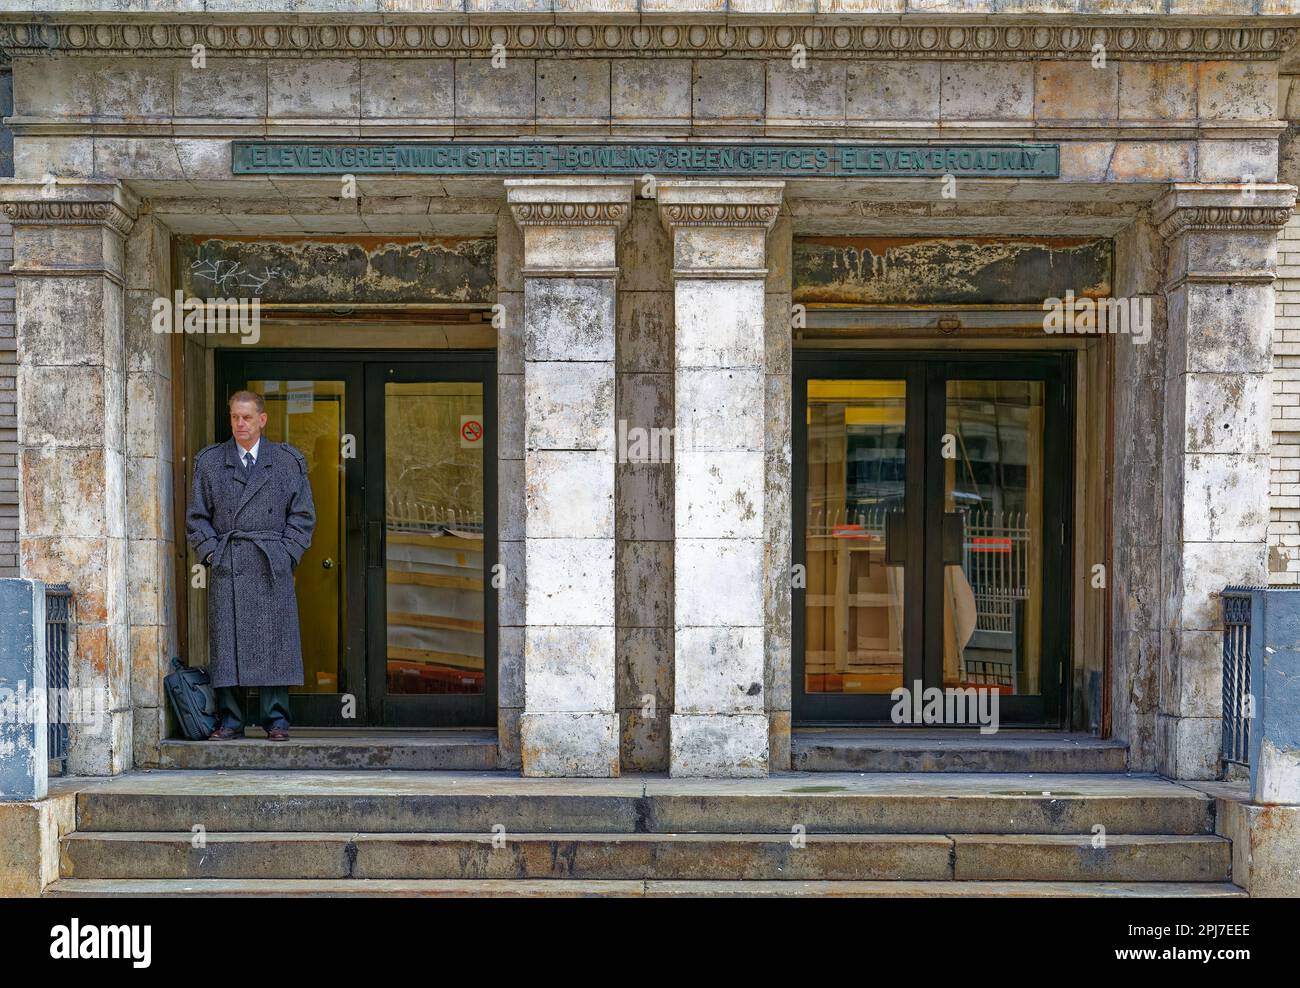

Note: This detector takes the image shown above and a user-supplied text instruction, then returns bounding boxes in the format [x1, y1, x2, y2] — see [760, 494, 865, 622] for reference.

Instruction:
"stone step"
[73, 771, 1216, 836]
[791, 730, 1128, 774]
[60, 831, 1231, 883]
[43, 878, 1248, 898]
[158, 730, 498, 771]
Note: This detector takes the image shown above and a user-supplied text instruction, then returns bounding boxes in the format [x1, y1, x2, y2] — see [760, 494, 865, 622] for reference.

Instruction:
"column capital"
[0, 180, 138, 238]
[656, 180, 784, 279]
[505, 179, 633, 278]
[1155, 183, 1296, 289]
[0, 180, 139, 285]
[656, 180, 785, 232]
[1154, 183, 1295, 242]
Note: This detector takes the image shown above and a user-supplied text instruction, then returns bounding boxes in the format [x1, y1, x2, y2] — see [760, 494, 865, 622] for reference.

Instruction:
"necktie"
[244, 452, 255, 476]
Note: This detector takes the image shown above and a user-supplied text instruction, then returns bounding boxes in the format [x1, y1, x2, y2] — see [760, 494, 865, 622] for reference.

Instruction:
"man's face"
[230, 400, 267, 449]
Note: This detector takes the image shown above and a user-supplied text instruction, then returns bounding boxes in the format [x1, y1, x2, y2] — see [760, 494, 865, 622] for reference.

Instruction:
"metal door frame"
[792, 349, 1074, 727]
[214, 349, 498, 728]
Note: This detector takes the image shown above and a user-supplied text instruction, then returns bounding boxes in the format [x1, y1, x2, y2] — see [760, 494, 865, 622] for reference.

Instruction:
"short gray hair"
[228, 390, 265, 414]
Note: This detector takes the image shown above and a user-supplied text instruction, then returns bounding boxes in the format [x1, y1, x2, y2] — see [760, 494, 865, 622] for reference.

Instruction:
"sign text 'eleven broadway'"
[233, 142, 1061, 179]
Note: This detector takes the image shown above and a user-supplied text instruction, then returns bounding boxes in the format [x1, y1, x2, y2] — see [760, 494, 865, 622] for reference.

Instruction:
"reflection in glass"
[249, 379, 346, 695]
[805, 380, 907, 695]
[943, 381, 1045, 696]
[384, 382, 486, 696]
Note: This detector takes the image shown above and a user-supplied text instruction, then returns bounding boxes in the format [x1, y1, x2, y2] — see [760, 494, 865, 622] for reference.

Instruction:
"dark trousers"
[215, 685, 291, 732]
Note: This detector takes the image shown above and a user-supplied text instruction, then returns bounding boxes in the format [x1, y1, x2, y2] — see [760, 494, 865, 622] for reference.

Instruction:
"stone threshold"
[791, 728, 1128, 773]
[157, 728, 499, 771]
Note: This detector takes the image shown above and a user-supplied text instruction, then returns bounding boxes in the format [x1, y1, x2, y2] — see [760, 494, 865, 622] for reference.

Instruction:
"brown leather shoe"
[207, 725, 245, 741]
[267, 727, 290, 741]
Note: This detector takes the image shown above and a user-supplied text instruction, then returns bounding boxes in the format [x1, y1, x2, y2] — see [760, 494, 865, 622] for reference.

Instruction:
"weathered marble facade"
[0, 2, 1296, 782]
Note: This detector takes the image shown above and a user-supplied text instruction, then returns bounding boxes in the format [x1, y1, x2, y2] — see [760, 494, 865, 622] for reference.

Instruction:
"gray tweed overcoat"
[185, 437, 316, 688]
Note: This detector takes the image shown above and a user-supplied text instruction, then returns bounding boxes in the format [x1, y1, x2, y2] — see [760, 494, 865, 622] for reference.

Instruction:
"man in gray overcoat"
[186, 390, 316, 741]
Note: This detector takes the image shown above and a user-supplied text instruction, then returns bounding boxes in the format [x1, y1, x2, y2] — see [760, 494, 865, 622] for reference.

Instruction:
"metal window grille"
[1219, 586, 1254, 768]
[45, 583, 72, 776]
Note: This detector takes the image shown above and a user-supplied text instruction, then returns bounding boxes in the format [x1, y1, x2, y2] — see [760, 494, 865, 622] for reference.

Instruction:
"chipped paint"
[176, 235, 497, 305]
[793, 236, 1112, 305]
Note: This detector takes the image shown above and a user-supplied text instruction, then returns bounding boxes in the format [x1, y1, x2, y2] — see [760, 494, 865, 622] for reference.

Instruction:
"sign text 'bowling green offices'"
[233, 142, 1060, 179]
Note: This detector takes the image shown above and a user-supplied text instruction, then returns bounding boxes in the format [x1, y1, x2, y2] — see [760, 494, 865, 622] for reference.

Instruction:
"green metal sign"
[232, 142, 1060, 179]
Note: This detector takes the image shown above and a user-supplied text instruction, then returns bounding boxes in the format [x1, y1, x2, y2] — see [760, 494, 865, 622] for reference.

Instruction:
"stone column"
[658, 180, 784, 778]
[124, 213, 176, 769]
[0, 180, 137, 776]
[506, 179, 632, 778]
[1154, 183, 1296, 779]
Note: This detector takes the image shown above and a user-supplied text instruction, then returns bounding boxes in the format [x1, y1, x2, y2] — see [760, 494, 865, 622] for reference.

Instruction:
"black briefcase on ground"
[164, 657, 218, 740]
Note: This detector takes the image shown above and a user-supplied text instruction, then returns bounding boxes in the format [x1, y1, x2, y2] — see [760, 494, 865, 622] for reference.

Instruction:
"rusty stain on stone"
[793, 235, 1112, 305]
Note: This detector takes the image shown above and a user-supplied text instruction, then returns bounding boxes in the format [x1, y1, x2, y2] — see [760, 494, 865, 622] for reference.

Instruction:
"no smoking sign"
[460, 415, 484, 449]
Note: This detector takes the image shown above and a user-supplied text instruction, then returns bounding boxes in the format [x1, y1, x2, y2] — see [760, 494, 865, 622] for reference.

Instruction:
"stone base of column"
[670, 713, 769, 778]
[520, 712, 620, 778]
[1158, 713, 1219, 780]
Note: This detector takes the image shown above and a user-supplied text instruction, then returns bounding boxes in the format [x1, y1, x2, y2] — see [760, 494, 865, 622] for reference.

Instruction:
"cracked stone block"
[675, 538, 764, 628]
[675, 280, 765, 369]
[524, 625, 616, 713]
[846, 62, 939, 123]
[455, 58, 536, 122]
[674, 625, 765, 715]
[525, 538, 615, 626]
[521, 711, 619, 777]
[268, 59, 360, 119]
[525, 450, 614, 539]
[675, 367, 763, 452]
[524, 279, 616, 362]
[675, 450, 764, 540]
[939, 63, 1033, 121]
[670, 713, 768, 777]
[525, 361, 614, 451]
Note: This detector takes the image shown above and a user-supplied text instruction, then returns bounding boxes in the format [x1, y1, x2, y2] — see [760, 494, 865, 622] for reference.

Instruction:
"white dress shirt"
[237, 438, 261, 469]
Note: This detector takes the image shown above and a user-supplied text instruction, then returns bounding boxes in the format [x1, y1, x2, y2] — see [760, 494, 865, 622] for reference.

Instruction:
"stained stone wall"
[615, 200, 675, 772]
[765, 213, 793, 771]
[1110, 213, 1168, 774]
[496, 210, 525, 771]
[0, 69, 14, 579]
[0, 221, 15, 579]
[123, 212, 177, 768]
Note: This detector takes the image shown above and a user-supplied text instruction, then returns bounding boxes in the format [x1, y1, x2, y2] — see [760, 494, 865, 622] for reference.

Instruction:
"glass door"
[215, 352, 497, 727]
[796, 373, 925, 721]
[794, 352, 1072, 726]
[365, 361, 497, 727]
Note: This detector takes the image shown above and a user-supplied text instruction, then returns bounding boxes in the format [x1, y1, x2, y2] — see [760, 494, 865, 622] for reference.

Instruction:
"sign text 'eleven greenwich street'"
[232, 141, 1061, 179]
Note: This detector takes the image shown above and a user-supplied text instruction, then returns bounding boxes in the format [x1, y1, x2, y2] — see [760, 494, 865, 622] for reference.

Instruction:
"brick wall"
[1270, 215, 1300, 584]
[0, 68, 15, 577]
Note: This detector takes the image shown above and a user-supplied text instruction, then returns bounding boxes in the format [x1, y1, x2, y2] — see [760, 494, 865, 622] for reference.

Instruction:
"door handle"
[885, 511, 907, 566]
[322, 558, 334, 570]
[367, 522, 385, 568]
[943, 512, 965, 566]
